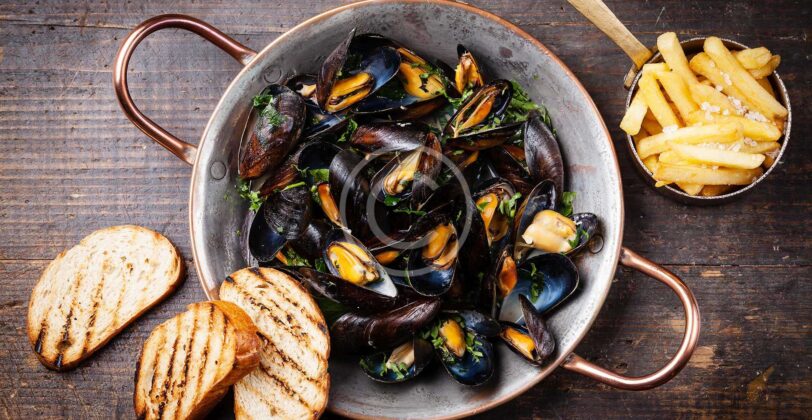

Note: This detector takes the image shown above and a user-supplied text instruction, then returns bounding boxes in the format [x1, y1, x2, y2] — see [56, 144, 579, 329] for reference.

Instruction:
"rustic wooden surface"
[1, 0, 809, 418]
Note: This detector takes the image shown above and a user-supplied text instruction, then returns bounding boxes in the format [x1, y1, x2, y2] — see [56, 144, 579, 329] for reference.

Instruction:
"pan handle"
[565, 0, 652, 87]
[561, 247, 701, 390]
[113, 14, 257, 165]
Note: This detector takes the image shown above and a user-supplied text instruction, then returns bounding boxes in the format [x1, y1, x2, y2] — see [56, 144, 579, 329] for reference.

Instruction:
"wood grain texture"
[0, 0, 809, 418]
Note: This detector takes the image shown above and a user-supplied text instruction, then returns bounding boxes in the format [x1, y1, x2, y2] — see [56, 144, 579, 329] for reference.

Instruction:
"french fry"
[757, 78, 776, 97]
[700, 185, 733, 196]
[689, 53, 771, 118]
[654, 163, 763, 185]
[748, 55, 781, 79]
[703, 37, 787, 118]
[678, 183, 704, 196]
[620, 92, 648, 135]
[654, 70, 699, 120]
[733, 47, 772, 69]
[656, 32, 699, 84]
[642, 62, 670, 74]
[735, 141, 780, 154]
[658, 150, 690, 164]
[671, 143, 765, 169]
[642, 155, 660, 174]
[763, 153, 776, 168]
[632, 127, 649, 148]
[684, 111, 782, 141]
[637, 73, 681, 128]
[637, 122, 742, 159]
[688, 78, 738, 115]
[641, 114, 662, 135]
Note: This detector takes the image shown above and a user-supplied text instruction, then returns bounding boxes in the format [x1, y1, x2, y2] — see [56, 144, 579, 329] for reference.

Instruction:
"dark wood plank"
[0, 0, 809, 418]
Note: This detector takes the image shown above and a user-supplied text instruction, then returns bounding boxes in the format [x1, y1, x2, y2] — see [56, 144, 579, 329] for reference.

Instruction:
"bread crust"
[26, 225, 185, 371]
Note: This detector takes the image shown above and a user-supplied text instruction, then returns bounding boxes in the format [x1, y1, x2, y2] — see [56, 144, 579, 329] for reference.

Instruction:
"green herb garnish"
[383, 195, 402, 207]
[476, 199, 491, 212]
[393, 207, 427, 217]
[281, 181, 306, 191]
[498, 192, 522, 218]
[560, 191, 576, 217]
[568, 226, 588, 250]
[314, 258, 328, 273]
[252, 93, 274, 109]
[237, 179, 265, 212]
[337, 118, 358, 143]
[308, 168, 330, 184]
[283, 247, 311, 267]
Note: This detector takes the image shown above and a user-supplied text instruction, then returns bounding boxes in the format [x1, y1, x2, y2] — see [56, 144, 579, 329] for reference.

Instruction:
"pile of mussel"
[238, 31, 600, 386]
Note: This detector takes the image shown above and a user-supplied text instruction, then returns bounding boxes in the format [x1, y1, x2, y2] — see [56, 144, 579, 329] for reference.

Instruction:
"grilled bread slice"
[134, 301, 261, 420]
[27, 225, 184, 371]
[220, 267, 330, 420]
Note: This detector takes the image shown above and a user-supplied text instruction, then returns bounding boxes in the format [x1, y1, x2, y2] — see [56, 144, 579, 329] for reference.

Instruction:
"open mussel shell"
[429, 316, 495, 386]
[316, 28, 355, 109]
[320, 44, 401, 113]
[322, 229, 398, 299]
[289, 218, 332, 261]
[512, 179, 557, 260]
[331, 297, 442, 353]
[443, 310, 501, 338]
[473, 177, 518, 257]
[359, 337, 434, 383]
[298, 141, 342, 182]
[500, 295, 555, 365]
[298, 267, 397, 314]
[481, 245, 517, 317]
[371, 131, 441, 206]
[498, 253, 579, 325]
[446, 122, 523, 151]
[349, 122, 426, 156]
[443, 80, 512, 139]
[247, 202, 286, 263]
[239, 84, 307, 179]
[484, 147, 534, 197]
[328, 149, 376, 238]
[406, 217, 459, 296]
[248, 185, 313, 262]
[569, 212, 599, 256]
[454, 44, 484, 94]
[524, 109, 564, 196]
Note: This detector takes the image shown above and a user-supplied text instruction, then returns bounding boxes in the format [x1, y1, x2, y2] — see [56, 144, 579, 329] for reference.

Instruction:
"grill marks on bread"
[134, 301, 260, 420]
[220, 267, 330, 420]
[27, 225, 184, 371]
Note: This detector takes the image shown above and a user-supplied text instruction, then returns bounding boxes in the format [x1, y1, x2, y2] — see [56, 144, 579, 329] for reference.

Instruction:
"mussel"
[322, 229, 398, 297]
[424, 315, 495, 386]
[349, 122, 426, 156]
[248, 185, 312, 262]
[396, 47, 446, 101]
[481, 245, 518, 317]
[360, 337, 434, 383]
[331, 297, 442, 353]
[513, 180, 599, 259]
[498, 253, 579, 324]
[454, 45, 484, 94]
[239, 84, 307, 179]
[406, 220, 459, 296]
[500, 295, 555, 365]
[484, 147, 534, 197]
[298, 266, 397, 314]
[328, 149, 377, 239]
[371, 132, 441, 206]
[316, 30, 401, 113]
[473, 178, 519, 255]
[444, 80, 513, 139]
[524, 110, 564, 196]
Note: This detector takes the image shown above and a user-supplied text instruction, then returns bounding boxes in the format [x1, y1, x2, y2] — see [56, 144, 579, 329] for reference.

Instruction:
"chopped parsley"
[337, 118, 358, 143]
[383, 195, 403, 207]
[476, 199, 491, 212]
[465, 331, 484, 362]
[261, 105, 286, 127]
[383, 361, 410, 380]
[314, 258, 328, 273]
[498, 192, 522, 218]
[568, 226, 588, 250]
[252, 93, 274, 108]
[237, 179, 265, 212]
[560, 191, 576, 217]
[528, 262, 545, 302]
[282, 247, 310, 267]
[308, 168, 330, 184]
[393, 207, 426, 217]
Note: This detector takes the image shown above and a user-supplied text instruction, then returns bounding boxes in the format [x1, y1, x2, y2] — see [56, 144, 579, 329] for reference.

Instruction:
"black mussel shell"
[473, 177, 518, 257]
[323, 46, 401, 113]
[512, 179, 557, 260]
[298, 141, 342, 184]
[263, 185, 313, 241]
[499, 295, 555, 365]
[259, 140, 306, 197]
[406, 219, 458, 296]
[371, 132, 441, 206]
[443, 80, 512, 139]
[328, 149, 375, 239]
[350, 122, 426, 156]
[446, 122, 523, 151]
[247, 201, 287, 263]
[304, 102, 349, 140]
[286, 73, 318, 104]
[456, 194, 491, 289]
[289, 218, 332, 261]
[359, 338, 434, 383]
[484, 147, 534, 197]
[298, 267, 397, 314]
[524, 110, 564, 196]
[454, 45, 485, 94]
[395, 46, 447, 102]
[481, 245, 517, 317]
[239, 84, 307, 179]
[569, 213, 599, 256]
[444, 310, 501, 338]
[331, 297, 442, 353]
[322, 229, 398, 298]
[317, 29, 355, 109]
[430, 317, 495, 386]
[498, 253, 579, 324]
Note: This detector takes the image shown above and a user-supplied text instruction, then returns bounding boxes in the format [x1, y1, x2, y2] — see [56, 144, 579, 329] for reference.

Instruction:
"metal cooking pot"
[113, 1, 700, 418]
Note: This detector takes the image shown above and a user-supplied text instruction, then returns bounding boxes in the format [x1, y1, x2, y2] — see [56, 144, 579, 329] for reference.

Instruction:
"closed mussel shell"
[524, 109, 564, 196]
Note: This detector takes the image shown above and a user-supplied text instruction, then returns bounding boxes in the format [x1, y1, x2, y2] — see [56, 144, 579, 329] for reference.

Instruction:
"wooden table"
[1, 0, 809, 418]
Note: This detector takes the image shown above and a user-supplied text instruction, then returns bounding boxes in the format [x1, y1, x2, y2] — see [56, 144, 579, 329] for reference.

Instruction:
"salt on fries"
[621, 33, 786, 196]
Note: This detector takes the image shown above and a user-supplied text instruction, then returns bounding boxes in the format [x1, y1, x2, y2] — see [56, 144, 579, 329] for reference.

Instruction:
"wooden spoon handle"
[566, 0, 652, 68]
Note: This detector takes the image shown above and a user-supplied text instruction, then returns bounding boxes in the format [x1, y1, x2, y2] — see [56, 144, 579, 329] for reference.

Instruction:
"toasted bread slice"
[27, 225, 184, 371]
[220, 267, 330, 420]
[134, 301, 261, 420]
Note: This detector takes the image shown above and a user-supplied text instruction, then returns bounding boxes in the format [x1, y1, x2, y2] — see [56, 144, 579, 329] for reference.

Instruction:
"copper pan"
[113, 1, 700, 418]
